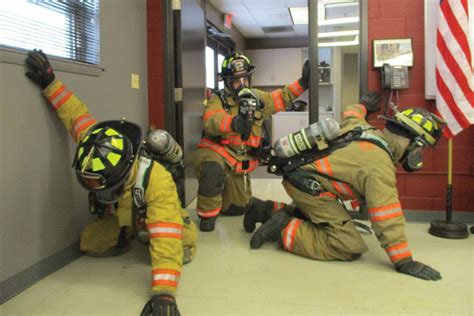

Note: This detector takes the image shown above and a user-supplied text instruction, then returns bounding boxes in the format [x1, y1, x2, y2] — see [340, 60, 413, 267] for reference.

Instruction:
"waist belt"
[285, 172, 325, 196]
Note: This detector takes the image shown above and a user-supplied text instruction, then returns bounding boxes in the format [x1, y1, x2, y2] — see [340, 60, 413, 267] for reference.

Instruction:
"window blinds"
[0, 0, 100, 65]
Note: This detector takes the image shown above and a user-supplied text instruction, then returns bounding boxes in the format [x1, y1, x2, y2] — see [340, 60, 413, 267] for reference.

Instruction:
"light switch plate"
[131, 73, 140, 89]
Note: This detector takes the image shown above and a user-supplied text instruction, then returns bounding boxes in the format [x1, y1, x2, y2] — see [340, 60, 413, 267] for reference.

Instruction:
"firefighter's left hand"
[395, 260, 442, 281]
[141, 295, 180, 316]
[25, 49, 55, 89]
[359, 91, 381, 114]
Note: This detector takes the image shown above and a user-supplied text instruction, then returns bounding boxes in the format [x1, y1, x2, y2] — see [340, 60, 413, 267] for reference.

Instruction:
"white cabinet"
[246, 48, 302, 86]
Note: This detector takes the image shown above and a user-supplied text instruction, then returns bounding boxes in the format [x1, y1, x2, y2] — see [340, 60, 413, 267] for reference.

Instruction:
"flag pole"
[429, 138, 469, 239]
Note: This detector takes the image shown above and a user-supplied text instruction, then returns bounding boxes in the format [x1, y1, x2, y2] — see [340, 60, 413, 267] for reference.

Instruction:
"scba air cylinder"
[273, 118, 340, 158]
[144, 129, 183, 163]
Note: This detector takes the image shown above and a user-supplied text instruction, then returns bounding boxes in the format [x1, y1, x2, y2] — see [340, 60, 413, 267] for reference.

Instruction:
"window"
[206, 46, 215, 89]
[0, 0, 100, 65]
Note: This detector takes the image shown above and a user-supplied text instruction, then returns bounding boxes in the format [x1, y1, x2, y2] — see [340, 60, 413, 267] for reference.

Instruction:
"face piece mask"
[95, 183, 125, 204]
[229, 77, 250, 96]
[401, 139, 426, 172]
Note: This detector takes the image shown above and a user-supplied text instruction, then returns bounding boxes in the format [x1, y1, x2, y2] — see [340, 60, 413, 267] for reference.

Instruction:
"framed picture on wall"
[373, 38, 413, 68]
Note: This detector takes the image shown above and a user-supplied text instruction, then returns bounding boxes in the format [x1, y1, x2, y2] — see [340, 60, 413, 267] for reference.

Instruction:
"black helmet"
[382, 107, 445, 147]
[73, 120, 142, 203]
[219, 52, 256, 98]
[220, 52, 256, 80]
[381, 108, 445, 172]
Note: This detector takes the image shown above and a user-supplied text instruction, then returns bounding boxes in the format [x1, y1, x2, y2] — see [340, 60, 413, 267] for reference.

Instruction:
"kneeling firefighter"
[246, 91, 445, 281]
[25, 49, 198, 315]
[195, 52, 310, 232]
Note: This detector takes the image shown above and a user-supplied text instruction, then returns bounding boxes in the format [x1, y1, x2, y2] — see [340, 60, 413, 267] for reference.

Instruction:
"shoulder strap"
[214, 89, 231, 111]
[132, 155, 154, 218]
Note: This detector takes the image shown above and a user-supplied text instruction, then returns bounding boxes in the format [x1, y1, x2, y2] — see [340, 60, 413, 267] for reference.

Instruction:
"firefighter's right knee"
[198, 161, 225, 197]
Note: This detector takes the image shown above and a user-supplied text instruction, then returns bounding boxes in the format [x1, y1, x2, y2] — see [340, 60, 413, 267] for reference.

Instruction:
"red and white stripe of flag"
[436, 0, 474, 137]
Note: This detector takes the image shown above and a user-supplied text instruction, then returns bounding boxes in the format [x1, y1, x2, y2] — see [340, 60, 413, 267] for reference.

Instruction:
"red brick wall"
[146, 1, 474, 212]
[147, 0, 165, 130]
[368, 0, 474, 212]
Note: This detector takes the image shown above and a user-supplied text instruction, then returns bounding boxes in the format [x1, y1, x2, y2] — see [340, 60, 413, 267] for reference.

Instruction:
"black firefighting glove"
[231, 115, 252, 135]
[359, 91, 381, 114]
[25, 49, 55, 89]
[299, 59, 310, 90]
[395, 260, 442, 281]
[141, 295, 180, 316]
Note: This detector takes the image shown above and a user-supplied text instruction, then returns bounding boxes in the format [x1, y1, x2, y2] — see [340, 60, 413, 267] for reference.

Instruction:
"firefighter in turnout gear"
[195, 52, 310, 232]
[25, 49, 198, 316]
[248, 91, 444, 281]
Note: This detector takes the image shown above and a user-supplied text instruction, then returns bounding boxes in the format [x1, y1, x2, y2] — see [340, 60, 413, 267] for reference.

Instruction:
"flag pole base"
[429, 220, 469, 239]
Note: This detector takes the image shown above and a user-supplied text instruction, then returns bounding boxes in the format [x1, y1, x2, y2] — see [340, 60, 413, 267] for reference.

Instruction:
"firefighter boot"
[199, 216, 217, 232]
[250, 208, 292, 249]
[243, 198, 274, 233]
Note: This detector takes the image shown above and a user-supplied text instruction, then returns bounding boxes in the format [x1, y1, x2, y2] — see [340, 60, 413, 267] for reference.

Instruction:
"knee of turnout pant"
[198, 161, 226, 197]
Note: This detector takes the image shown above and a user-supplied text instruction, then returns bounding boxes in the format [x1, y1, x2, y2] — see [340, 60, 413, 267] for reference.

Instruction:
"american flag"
[435, 0, 474, 137]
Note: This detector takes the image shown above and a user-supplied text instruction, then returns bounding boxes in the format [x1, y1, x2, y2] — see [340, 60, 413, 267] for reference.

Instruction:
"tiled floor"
[2, 179, 473, 315]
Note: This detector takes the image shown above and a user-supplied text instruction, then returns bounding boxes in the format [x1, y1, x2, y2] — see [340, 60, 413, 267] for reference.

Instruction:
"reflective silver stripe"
[133, 156, 153, 209]
[51, 88, 70, 107]
[387, 246, 408, 256]
[284, 218, 299, 250]
[148, 227, 182, 235]
[72, 115, 96, 137]
[153, 274, 179, 282]
[369, 207, 402, 219]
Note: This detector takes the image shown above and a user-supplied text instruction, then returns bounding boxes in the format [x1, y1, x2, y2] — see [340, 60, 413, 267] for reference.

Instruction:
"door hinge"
[172, 0, 181, 10]
[174, 88, 183, 102]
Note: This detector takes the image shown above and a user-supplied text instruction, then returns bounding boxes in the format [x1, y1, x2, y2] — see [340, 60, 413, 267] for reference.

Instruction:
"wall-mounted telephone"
[381, 64, 410, 89]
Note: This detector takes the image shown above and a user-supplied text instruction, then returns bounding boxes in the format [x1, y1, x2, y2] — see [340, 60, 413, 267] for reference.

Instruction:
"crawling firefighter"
[195, 52, 310, 232]
[246, 91, 444, 281]
[25, 49, 198, 315]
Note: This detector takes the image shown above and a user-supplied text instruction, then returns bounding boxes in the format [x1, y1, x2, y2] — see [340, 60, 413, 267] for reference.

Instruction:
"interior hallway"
[1, 179, 473, 316]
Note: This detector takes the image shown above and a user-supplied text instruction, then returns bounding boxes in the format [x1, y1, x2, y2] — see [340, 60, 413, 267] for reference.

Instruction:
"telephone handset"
[381, 63, 409, 89]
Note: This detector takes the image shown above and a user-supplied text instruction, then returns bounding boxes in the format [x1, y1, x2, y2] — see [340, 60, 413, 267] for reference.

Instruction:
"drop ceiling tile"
[251, 8, 293, 27]
[266, 31, 296, 38]
[286, 0, 308, 7]
[293, 24, 309, 36]
[243, 0, 287, 9]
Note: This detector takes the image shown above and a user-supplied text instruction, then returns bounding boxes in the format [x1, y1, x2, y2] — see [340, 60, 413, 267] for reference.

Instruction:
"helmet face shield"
[80, 171, 107, 190]
[401, 138, 426, 172]
[230, 77, 250, 96]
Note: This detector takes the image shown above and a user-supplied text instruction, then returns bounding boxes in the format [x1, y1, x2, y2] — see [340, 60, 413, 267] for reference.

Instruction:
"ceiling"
[209, 0, 360, 40]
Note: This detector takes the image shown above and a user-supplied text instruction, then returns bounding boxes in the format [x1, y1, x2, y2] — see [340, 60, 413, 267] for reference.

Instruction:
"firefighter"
[195, 52, 310, 232]
[25, 49, 198, 315]
[247, 91, 444, 281]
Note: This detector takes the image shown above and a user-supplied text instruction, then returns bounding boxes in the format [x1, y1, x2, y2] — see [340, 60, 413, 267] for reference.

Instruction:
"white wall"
[0, 0, 148, 287]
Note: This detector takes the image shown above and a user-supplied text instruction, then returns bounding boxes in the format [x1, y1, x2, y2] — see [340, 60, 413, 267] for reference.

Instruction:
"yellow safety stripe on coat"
[331, 181, 356, 200]
[289, 80, 305, 97]
[47, 83, 73, 110]
[385, 242, 412, 264]
[282, 218, 302, 252]
[342, 104, 367, 120]
[147, 222, 183, 239]
[203, 109, 225, 122]
[196, 206, 221, 218]
[197, 139, 258, 173]
[271, 90, 285, 112]
[219, 115, 233, 133]
[221, 134, 262, 148]
[71, 114, 97, 143]
[368, 202, 403, 222]
[151, 269, 181, 288]
[315, 158, 355, 199]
